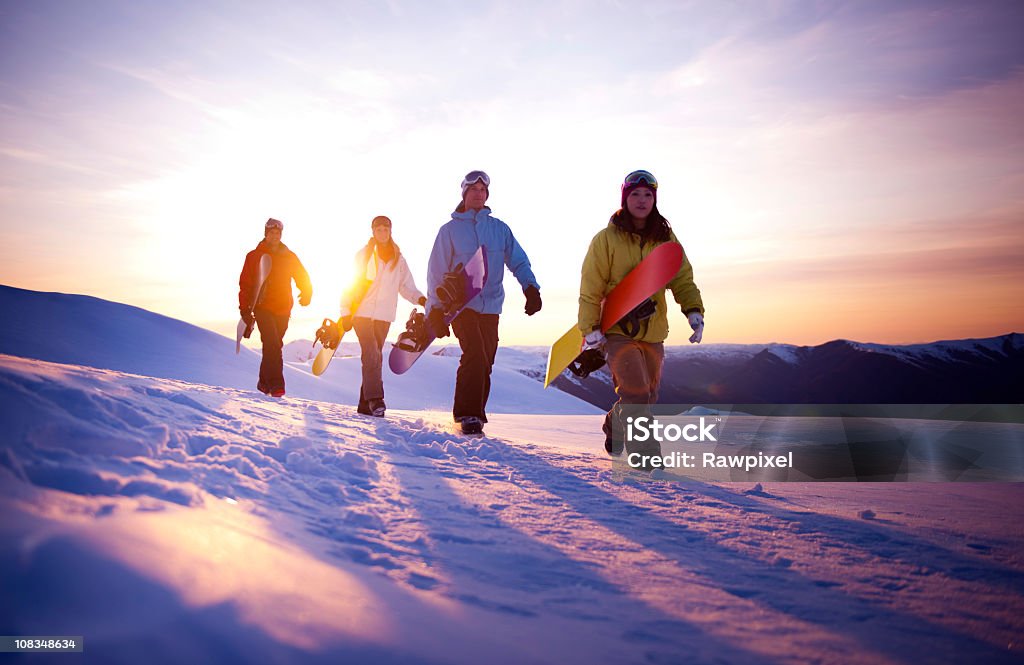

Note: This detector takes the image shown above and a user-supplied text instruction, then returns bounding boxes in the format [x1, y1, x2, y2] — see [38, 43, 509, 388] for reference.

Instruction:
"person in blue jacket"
[426, 170, 542, 435]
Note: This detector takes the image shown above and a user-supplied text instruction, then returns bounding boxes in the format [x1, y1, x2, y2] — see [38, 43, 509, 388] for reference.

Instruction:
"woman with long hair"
[578, 170, 705, 459]
[339, 215, 425, 417]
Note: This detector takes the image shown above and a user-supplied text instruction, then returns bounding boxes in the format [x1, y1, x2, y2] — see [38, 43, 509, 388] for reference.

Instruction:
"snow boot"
[458, 416, 484, 435]
[603, 417, 624, 455]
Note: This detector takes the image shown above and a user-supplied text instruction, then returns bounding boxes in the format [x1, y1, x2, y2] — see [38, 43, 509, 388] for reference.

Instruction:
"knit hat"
[371, 215, 392, 229]
[461, 170, 490, 198]
[620, 170, 658, 208]
[265, 217, 284, 231]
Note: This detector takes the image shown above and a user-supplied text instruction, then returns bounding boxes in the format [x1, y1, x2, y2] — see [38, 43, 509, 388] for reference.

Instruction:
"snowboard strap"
[617, 298, 657, 338]
[314, 318, 341, 349]
[394, 309, 428, 352]
[436, 263, 467, 314]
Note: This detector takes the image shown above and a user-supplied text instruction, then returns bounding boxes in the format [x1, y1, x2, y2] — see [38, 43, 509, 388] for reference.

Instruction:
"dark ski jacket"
[239, 240, 312, 317]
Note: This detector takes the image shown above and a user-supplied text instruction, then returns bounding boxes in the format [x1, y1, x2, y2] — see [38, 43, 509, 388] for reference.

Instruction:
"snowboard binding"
[617, 298, 657, 338]
[568, 348, 607, 379]
[315, 318, 341, 350]
[388, 245, 489, 376]
[394, 309, 428, 353]
[435, 263, 467, 312]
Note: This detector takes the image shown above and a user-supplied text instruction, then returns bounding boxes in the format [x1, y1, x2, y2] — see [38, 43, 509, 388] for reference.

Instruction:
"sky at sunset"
[1, 0, 1022, 346]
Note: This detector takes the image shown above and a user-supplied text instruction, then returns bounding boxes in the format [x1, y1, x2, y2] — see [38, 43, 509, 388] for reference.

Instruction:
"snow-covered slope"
[0, 284, 598, 415]
[2, 354, 1023, 664]
[3, 283, 1023, 663]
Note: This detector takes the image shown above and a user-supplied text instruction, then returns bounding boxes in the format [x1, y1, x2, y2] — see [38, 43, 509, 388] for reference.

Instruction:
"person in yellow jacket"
[578, 170, 704, 456]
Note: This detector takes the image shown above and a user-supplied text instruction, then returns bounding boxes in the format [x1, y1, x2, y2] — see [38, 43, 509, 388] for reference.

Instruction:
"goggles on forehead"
[265, 218, 284, 231]
[461, 170, 490, 190]
[623, 170, 658, 190]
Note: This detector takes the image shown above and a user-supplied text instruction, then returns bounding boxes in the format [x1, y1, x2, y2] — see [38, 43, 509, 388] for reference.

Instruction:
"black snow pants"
[255, 308, 290, 393]
[451, 309, 500, 422]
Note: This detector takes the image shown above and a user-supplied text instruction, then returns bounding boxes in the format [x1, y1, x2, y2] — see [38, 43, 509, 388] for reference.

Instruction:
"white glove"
[582, 330, 606, 352]
[688, 312, 704, 344]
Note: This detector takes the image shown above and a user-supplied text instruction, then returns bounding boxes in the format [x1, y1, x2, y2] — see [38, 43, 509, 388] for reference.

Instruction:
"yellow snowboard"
[544, 325, 582, 387]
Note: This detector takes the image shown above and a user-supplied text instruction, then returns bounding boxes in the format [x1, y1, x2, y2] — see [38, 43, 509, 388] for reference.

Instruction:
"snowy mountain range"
[5, 283, 1019, 413]
[280, 325, 1024, 412]
[546, 336, 1024, 409]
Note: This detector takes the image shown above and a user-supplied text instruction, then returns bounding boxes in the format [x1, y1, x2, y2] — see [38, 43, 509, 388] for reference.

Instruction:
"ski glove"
[427, 308, 450, 339]
[688, 312, 704, 344]
[418, 296, 427, 307]
[582, 330, 606, 353]
[299, 293, 311, 307]
[524, 285, 542, 316]
[340, 315, 353, 332]
[240, 309, 255, 327]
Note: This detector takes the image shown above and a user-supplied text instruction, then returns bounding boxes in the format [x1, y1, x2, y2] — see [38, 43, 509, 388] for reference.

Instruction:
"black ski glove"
[524, 285, 542, 316]
[427, 308, 450, 339]
[240, 309, 255, 327]
[418, 296, 427, 307]
[340, 315, 353, 331]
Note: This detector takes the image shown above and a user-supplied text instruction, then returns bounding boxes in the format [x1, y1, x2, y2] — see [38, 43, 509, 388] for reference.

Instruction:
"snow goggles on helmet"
[461, 170, 490, 192]
[623, 170, 658, 190]
[265, 218, 284, 231]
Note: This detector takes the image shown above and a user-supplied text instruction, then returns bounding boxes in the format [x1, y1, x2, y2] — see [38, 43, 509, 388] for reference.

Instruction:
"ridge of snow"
[0, 284, 598, 415]
[850, 335, 1023, 365]
[763, 344, 804, 365]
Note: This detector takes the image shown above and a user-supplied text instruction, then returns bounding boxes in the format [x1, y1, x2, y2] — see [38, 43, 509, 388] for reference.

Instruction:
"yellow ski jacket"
[578, 218, 703, 343]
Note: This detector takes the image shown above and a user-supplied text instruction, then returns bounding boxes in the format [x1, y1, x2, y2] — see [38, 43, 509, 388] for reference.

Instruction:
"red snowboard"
[599, 242, 683, 331]
[544, 242, 683, 387]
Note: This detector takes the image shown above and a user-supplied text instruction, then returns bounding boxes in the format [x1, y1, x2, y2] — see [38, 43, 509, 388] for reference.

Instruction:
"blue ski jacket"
[426, 207, 539, 315]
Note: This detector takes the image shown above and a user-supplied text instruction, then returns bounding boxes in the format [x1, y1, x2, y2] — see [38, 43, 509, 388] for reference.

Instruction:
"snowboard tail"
[312, 318, 354, 376]
[236, 254, 273, 354]
[545, 327, 583, 388]
[312, 260, 377, 376]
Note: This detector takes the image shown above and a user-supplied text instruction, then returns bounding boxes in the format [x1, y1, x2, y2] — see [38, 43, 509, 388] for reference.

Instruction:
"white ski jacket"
[339, 244, 425, 323]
